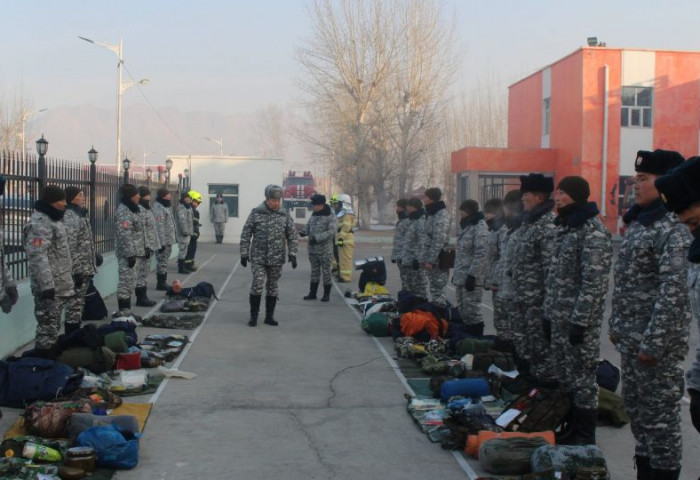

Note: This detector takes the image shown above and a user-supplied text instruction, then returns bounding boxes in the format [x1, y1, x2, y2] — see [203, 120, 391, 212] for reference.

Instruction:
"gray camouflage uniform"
[23, 204, 75, 349]
[544, 203, 612, 410]
[63, 204, 97, 326]
[421, 202, 451, 307]
[391, 213, 410, 291]
[687, 263, 700, 392]
[115, 199, 147, 300]
[175, 200, 193, 260]
[495, 217, 523, 341]
[402, 210, 428, 299]
[210, 201, 229, 238]
[305, 204, 337, 285]
[452, 214, 489, 325]
[152, 198, 177, 275]
[512, 200, 556, 379]
[240, 202, 299, 297]
[0, 228, 16, 312]
[136, 202, 161, 288]
[486, 220, 508, 336]
[610, 200, 692, 471]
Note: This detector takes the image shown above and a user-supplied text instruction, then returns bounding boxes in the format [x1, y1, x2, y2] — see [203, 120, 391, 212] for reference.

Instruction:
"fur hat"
[557, 176, 590, 203]
[138, 186, 151, 198]
[310, 193, 326, 205]
[520, 174, 554, 194]
[424, 187, 442, 202]
[459, 199, 480, 216]
[65, 186, 82, 203]
[157, 187, 170, 199]
[655, 156, 700, 213]
[121, 184, 139, 200]
[265, 184, 283, 200]
[407, 197, 423, 210]
[635, 149, 684, 175]
[41, 185, 66, 204]
[396, 198, 408, 209]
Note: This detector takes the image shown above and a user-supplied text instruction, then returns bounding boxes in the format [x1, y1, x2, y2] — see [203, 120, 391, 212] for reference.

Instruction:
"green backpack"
[361, 313, 391, 337]
[479, 437, 550, 475]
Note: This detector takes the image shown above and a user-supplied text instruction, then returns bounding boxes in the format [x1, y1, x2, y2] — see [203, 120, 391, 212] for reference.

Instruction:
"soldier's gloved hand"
[144, 249, 152, 259]
[412, 259, 420, 270]
[40, 288, 55, 300]
[72, 273, 84, 289]
[192, 232, 200, 239]
[309, 236, 317, 245]
[391, 259, 397, 264]
[240, 256, 248, 268]
[5, 286, 18, 305]
[298, 231, 307, 238]
[568, 323, 586, 345]
[337, 238, 344, 247]
[158, 246, 166, 254]
[464, 275, 476, 292]
[127, 256, 136, 268]
[396, 260, 402, 267]
[289, 255, 297, 269]
[542, 318, 552, 343]
[95, 252, 103, 267]
[689, 389, 700, 434]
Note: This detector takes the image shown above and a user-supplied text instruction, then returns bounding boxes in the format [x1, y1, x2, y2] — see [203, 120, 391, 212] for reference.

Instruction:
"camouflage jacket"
[336, 210, 355, 246]
[152, 198, 177, 247]
[115, 198, 147, 259]
[391, 214, 409, 262]
[175, 201, 194, 238]
[0, 229, 15, 300]
[421, 201, 451, 265]
[139, 201, 161, 252]
[63, 204, 97, 277]
[23, 201, 74, 297]
[304, 204, 337, 256]
[485, 218, 507, 287]
[512, 200, 556, 309]
[495, 216, 523, 299]
[544, 203, 612, 329]
[686, 262, 700, 391]
[210, 202, 229, 223]
[240, 202, 299, 265]
[453, 214, 489, 287]
[401, 209, 425, 266]
[610, 200, 692, 358]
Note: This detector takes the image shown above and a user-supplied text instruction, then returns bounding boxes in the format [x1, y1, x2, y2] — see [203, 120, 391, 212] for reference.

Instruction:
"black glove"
[95, 252, 103, 267]
[289, 255, 297, 269]
[127, 256, 136, 268]
[72, 273, 84, 289]
[412, 259, 420, 270]
[309, 237, 317, 245]
[144, 249, 152, 259]
[391, 259, 397, 264]
[568, 323, 586, 345]
[5, 286, 18, 305]
[158, 246, 166, 254]
[40, 288, 55, 300]
[240, 256, 248, 268]
[542, 318, 552, 343]
[191, 231, 200, 239]
[299, 231, 307, 238]
[396, 260, 402, 267]
[337, 238, 344, 247]
[464, 275, 476, 292]
[689, 389, 700, 434]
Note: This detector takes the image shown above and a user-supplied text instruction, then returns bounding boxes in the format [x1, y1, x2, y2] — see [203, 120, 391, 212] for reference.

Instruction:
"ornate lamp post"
[122, 157, 131, 184]
[146, 167, 153, 189]
[165, 158, 173, 186]
[88, 146, 98, 236]
[36, 135, 49, 196]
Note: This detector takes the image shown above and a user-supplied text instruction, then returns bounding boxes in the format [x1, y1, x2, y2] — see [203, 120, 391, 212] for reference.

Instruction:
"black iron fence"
[0, 150, 180, 282]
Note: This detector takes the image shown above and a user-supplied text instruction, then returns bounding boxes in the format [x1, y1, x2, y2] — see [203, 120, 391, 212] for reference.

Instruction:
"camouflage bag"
[479, 436, 549, 475]
[530, 444, 608, 479]
[141, 314, 205, 329]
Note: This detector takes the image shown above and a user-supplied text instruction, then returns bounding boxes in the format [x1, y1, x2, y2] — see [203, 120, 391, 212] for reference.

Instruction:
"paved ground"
[1, 233, 698, 479]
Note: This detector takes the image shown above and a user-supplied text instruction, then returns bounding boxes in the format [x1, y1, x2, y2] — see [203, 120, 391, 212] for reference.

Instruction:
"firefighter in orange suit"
[331, 194, 355, 283]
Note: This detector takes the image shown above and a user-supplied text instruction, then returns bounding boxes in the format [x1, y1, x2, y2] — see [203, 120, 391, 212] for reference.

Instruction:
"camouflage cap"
[265, 184, 283, 199]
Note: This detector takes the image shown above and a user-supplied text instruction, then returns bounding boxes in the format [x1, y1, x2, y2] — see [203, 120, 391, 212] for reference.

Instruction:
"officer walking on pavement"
[210, 193, 229, 244]
[402, 197, 428, 299]
[175, 192, 193, 274]
[301, 193, 336, 302]
[0, 176, 19, 316]
[544, 176, 612, 445]
[391, 198, 409, 292]
[115, 184, 147, 313]
[152, 188, 176, 291]
[609, 150, 691, 480]
[135, 186, 160, 306]
[240, 185, 299, 326]
[421, 187, 452, 308]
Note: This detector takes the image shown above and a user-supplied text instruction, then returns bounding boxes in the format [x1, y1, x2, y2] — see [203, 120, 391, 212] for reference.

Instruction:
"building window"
[621, 86, 653, 128]
[208, 184, 238, 217]
[542, 97, 551, 136]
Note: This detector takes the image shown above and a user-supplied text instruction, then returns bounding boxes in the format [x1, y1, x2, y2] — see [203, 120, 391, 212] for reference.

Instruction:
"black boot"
[156, 273, 168, 291]
[304, 282, 319, 300]
[651, 468, 681, 480]
[64, 322, 81, 335]
[635, 456, 653, 480]
[178, 259, 188, 274]
[114, 297, 131, 316]
[184, 260, 197, 272]
[321, 284, 332, 302]
[31, 343, 62, 359]
[264, 296, 278, 326]
[135, 286, 157, 307]
[561, 407, 597, 445]
[248, 294, 261, 326]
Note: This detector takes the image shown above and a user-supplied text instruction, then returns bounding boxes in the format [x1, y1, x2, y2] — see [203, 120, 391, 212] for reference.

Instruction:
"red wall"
[550, 50, 584, 181]
[451, 147, 557, 173]
[508, 73, 543, 148]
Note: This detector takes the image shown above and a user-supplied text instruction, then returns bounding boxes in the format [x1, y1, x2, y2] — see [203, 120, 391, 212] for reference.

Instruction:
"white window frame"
[621, 86, 653, 128]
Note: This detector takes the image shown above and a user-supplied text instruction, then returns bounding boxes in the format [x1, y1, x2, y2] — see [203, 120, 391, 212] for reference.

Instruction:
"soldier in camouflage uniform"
[62, 186, 98, 332]
[175, 192, 194, 274]
[402, 197, 428, 299]
[240, 184, 299, 326]
[152, 188, 176, 290]
[493, 190, 524, 342]
[301, 194, 337, 302]
[421, 187, 451, 307]
[511, 174, 556, 380]
[115, 184, 148, 313]
[544, 176, 612, 446]
[452, 200, 489, 335]
[134, 186, 160, 307]
[609, 150, 690, 479]
[23, 185, 74, 356]
[483, 198, 507, 337]
[0, 176, 18, 316]
[210, 193, 229, 244]
[391, 198, 409, 292]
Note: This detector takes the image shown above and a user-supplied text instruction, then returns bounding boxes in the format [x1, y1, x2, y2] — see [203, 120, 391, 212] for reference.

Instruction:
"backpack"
[357, 257, 386, 292]
[597, 387, 630, 427]
[530, 444, 608, 478]
[361, 313, 391, 337]
[57, 324, 105, 351]
[83, 279, 108, 321]
[479, 437, 550, 475]
[23, 399, 93, 438]
[57, 346, 117, 374]
[0, 357, 83, 408]
[498, 388, 572, 434]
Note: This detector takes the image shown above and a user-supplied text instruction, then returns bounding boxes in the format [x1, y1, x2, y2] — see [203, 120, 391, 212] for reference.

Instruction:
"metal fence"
[0, 150, 180, 282]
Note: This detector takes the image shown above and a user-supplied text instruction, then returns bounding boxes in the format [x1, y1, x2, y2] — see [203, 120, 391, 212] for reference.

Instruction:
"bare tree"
[0, 83, 34, 155]
[255, 104, 290, 158]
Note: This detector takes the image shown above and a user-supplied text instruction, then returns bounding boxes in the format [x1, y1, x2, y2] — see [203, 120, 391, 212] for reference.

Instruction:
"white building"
[167, 155, 284, 243]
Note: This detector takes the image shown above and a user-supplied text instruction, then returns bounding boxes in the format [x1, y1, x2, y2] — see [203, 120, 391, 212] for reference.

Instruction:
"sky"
[1, 0, 699, 160]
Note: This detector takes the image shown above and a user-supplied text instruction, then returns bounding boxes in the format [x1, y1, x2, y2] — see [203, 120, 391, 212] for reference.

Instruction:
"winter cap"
[424, 187, 442, 202]
[635, 149, 684, 175]
[396, 198, 408, 209]
[41, 185, 66, 204]
[138, 186, 151, 198]
[310, 193, 326, 205]
[459, 199, 480, 216]
[557, 176, 590, 203]
[180, 191, 191, 200]
[157, 187, 170, 199]
[520, 174, 554, 194]
[121, 184, 139, 200]
[655, 156, 700, 213]
[407, 197, 423, 210]
[503, 189, 524, 211]
[65, 186, 83, 203]
[265, 184, 283, 200]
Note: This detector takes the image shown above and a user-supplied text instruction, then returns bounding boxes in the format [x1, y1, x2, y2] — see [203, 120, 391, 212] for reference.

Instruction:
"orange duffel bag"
[465, 430, 555, 458]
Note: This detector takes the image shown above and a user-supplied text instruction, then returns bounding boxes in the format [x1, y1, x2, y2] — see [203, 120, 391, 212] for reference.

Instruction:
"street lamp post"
[205, 137, 223, 156]
[146, 167, 153, 189]
[36, 135, 49, 197]
[122, 157, 131, 184]
[143, 150, 155, 171]
[88, 146, 98, 237]
[183, 168, 190, 191]
[21, 108, 48, 160]
[165, 158, 173, 186]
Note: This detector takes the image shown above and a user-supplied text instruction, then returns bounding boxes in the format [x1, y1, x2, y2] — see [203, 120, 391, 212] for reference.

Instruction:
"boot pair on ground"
[116, 286, 157, 312]
[303, 282, 331, 302]
[214, 235, 224, 244]
[177, 259, 198, 274]
[635, 456, 681, 480]
[248, 294, 278, 327]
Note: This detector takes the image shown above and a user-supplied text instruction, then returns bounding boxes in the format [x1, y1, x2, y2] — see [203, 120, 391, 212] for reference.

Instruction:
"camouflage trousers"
[403, 266, 428, 299]
[156, 245, 172, 275]
[514, 303, 554, 380]
[550, 320, 600, 410]
[214, 222, 225, 236]
[426, 268, 449, 307]
[492, 294, 512, 340]
[396, 262, 409, 292]
[456, 286, 483, 325]
[64, 277, 91, 326]
[309, 253, 332, 285]
[136, 254, 152, 288]
[621, 349, 684, 470]
[117, 256, 148, 300]
[177, 235, 190, 260]
[34, 295, 73, 349]
[250, 263, 283, 297]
